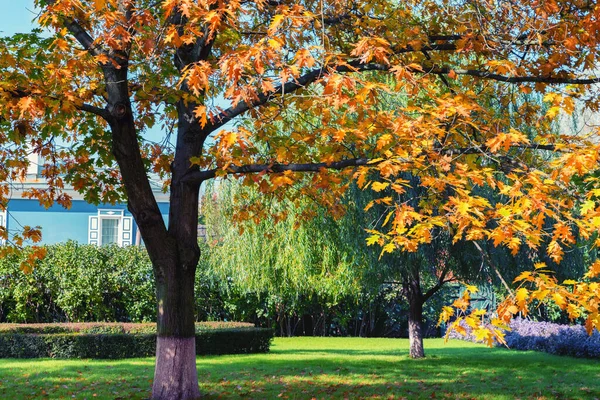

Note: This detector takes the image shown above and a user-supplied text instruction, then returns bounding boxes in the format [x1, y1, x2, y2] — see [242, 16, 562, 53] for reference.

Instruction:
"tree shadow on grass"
[196, 346, 600, 399]
[0, 344, 598, 399]
[0, 359, 154, 399]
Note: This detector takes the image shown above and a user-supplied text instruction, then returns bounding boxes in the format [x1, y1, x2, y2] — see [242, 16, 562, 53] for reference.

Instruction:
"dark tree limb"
[45, 0, 103, 57]
[426, 66, 600, 84]
[441, 143, 562, 155]
[184, 141, 573, 185]
[76, 103, 110, 119]
[422, 266, 455, 302]
[184, 158, 372, 184]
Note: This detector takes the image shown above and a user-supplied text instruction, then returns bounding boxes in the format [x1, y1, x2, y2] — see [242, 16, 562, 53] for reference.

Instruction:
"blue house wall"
[6, 199, 169, 245]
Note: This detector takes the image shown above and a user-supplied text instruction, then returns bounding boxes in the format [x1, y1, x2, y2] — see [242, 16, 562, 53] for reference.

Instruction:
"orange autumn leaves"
[0, 0, 597, 321]
[441, 260, 600, 346]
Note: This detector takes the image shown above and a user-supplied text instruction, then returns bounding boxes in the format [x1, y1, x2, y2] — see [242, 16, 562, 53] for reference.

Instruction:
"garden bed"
[448, 318, 600, 359]
[0, 322, 273, 359]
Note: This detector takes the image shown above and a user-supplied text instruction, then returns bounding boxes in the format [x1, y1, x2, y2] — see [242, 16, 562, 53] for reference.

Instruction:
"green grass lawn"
[0, 337, 598, 399]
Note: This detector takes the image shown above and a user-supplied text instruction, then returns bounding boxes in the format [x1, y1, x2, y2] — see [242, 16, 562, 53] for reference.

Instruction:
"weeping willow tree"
[201, 180, 366, 336]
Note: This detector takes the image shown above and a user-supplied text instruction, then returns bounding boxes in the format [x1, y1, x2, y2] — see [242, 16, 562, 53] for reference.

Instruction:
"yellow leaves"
[585, 313, 600, 335]
[591, 216, 600, 228]
[381, 242, 396, 255]
[473, 327, 491, 342]
[269, 14, 286, 34]
[534, 262, 547, 270]
[438, 306, 454, 325]
[567, 303, 581, 319]
[457, 201, 470, 215]
[165, 27, 183, 47]
[584, 260, 600, 279]
[452, 292, 470, 312]
[203, 10, 223, 34]
[366, 235, 381, 246]
[486, 60, 517, 75]
[547, 240, 564, 264]
[221, 131, 237, 148]
[270, 171, 295, 188]
[514, 271, 533, 283]
[19, 246, 47, 274]
[552, 292, 567, 309]
[182, 61, 213, 97]
[354, 167, 369, 189]
[17, 97, 34, 119]
[294, 48, 315, 69]
[375, 134, 393, 151]
[51, 37, 70, 52]
[580, 200, 596, 216]
[544, 92, 575, 117]
[268, 38, 284, 50]
[515, 288, 529, 310]
[371, 182, 389, 192]
[464, 284, 478, 294]
[485, 129, 530, 153]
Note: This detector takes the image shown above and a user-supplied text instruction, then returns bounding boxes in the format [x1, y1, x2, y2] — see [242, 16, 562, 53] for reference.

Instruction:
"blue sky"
[0, 1, 39, 36]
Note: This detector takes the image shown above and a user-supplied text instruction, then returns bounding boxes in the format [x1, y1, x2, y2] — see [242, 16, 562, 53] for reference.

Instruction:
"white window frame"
[0, 209, 6, 245]
[88, 209, 133, 246]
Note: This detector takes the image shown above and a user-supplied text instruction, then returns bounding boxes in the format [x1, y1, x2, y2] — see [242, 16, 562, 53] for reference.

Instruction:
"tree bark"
[407, 291, 425, 358]
[152, 261, 200, 400]
[404, 274, 426, 359]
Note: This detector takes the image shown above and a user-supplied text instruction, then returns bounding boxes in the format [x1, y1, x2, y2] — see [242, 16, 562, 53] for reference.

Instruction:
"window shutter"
[88, 216, 99, 245]
[121, 216, 133, 246]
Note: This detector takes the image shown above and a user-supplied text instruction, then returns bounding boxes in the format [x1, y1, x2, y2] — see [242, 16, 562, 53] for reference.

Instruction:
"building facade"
[0, 154, 169, 246]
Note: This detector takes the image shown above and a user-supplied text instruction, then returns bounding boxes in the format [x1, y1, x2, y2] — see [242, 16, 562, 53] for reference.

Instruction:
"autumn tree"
[2, 0, 600, 398]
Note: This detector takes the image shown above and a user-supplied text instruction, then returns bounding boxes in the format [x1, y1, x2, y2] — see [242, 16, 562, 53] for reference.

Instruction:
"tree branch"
[426, 66, 600, 84]
[45, 0, 102, 57]
[75, 102, 110, 119]
[205, 57, 598, 135]
[1, 87, 109, 120]
[441, 143, 562, 155]
[184, 141, 574, 185]
[183, 158, 371, 184]
[423, 266, 453, 302]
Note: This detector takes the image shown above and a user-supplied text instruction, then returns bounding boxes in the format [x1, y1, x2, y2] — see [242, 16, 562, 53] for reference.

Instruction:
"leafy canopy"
[1, 0, 600, 340]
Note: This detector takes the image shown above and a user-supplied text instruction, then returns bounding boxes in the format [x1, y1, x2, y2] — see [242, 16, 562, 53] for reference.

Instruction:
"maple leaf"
[371, 182, 389, 192]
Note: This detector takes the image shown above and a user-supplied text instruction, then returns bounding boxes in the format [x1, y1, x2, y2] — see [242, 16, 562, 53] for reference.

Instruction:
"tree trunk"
[404, 273, 426, 359]
[407, 292, 425, 358]
[152, 262, 200, 399]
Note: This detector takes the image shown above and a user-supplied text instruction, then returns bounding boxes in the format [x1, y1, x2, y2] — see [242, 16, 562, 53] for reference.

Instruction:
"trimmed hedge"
[0, 321, 255, 334]
[0, 322, 273, 359]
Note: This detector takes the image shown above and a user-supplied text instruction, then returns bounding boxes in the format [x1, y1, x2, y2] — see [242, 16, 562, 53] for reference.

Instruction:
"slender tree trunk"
[403, 272, 426, 359]
[407, 291, 425, 358]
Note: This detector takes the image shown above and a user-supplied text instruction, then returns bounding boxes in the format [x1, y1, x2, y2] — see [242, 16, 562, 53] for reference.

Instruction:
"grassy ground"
[0, 337, 598, 399]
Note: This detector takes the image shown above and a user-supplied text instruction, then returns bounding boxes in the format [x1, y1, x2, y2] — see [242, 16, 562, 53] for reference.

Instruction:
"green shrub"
[0, 322, 273, 359]
[0, 242, 156, 323]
